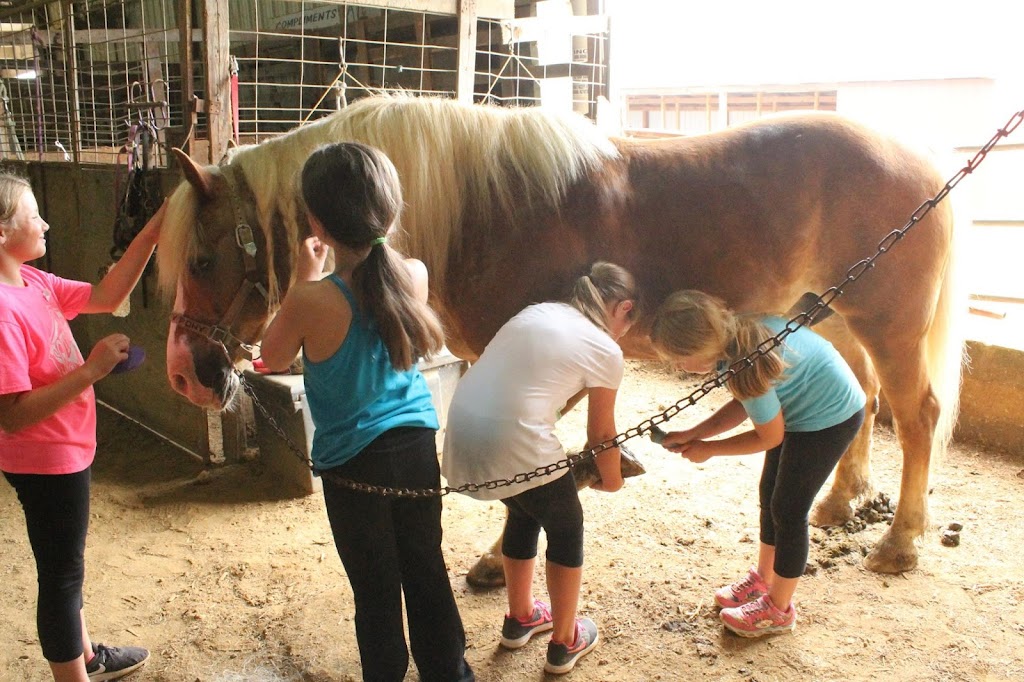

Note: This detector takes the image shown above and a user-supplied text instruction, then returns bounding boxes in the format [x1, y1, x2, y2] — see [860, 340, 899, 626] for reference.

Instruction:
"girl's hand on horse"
[297, 236, 328, 282]
[676, 440, 715, 464]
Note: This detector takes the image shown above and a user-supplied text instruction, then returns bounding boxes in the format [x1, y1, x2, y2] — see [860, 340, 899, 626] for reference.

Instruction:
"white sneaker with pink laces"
[719, 594, 796, 637]
[714, 567, 769, 608]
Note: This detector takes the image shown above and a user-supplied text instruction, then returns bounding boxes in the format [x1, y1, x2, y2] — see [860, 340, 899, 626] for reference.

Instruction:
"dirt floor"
[2, 360, 1023, 682]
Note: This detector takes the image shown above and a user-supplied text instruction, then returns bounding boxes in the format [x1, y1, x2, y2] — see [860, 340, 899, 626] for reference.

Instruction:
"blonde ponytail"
[567, 261, 639, 334]
[651, 290, 785, 399]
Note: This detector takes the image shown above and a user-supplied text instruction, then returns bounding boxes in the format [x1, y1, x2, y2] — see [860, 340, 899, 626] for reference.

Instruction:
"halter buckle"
[235, 223, 257, 258]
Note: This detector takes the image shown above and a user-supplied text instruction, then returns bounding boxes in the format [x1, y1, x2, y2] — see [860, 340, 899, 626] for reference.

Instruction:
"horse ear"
[171, 147, 216, 200]
[217, 139, 238, 167]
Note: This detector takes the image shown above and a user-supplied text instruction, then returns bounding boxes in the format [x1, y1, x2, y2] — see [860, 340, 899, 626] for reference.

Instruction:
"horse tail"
[925, 199, 968, 457]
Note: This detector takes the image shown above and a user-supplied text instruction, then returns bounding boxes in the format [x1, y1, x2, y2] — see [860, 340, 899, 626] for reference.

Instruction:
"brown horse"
[157, 94, 963, 576]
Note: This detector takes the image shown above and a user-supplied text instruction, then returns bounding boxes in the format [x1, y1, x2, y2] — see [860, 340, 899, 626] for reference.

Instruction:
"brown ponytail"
[301, 142, 445, 370]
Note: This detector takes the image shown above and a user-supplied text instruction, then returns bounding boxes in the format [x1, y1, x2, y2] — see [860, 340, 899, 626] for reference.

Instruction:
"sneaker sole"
[714, 594, 763, 609]
[500, 622, 554, 649]
[543, 632, 600, 674]
[721, 619, 795, 638]
[87, 657, 149, 681]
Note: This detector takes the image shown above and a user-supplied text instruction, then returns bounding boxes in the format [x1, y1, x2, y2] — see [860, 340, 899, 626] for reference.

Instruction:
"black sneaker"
[500, 599, 553, 649]
[85, 643, 150, 681]
[544, 617, 599, 674]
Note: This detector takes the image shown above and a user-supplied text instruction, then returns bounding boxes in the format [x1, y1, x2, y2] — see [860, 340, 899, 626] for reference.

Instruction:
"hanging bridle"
[170, 164, 270, 362]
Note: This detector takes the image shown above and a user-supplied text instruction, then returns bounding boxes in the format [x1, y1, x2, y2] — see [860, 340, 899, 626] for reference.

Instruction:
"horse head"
[159, 148, 282, 410]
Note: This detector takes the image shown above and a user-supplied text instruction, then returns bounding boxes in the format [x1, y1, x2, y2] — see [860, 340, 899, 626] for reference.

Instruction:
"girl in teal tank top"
[261, 143, 474, 682]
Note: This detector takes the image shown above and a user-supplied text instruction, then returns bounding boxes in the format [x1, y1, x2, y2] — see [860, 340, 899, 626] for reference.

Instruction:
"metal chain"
[240, 107, 1024, 498]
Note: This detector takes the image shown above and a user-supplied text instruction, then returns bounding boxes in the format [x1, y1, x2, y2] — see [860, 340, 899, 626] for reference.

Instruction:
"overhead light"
[15, 69, 36, 79]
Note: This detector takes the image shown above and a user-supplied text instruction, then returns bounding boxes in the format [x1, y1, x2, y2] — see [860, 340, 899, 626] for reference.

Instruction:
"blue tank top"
[302, 274, 439, 471]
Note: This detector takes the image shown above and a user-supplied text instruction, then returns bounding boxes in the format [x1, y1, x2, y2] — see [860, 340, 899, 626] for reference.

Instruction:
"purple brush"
[110, 345, 146, 374]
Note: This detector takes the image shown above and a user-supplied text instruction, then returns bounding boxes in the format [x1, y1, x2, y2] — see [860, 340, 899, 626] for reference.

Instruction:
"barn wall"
[955, 341, 1024, 456]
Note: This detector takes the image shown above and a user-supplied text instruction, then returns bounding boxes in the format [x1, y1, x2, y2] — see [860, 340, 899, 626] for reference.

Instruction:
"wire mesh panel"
[227, 1, 610, 142]
[476, 13, 608, 115]
[228, 1, 464, 140]
[0, 1, 611, 158]
[0, 0, 187, 165]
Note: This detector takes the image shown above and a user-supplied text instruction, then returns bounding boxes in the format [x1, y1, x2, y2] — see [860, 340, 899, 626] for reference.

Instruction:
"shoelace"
[739, 598, 773, 618]
[732, 573, 759, 594]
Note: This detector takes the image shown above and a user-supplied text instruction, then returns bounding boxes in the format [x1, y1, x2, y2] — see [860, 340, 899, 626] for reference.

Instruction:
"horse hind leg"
[810, 319, 882, 528]
[863, 350, 941, 573]
[467, 532, 506, 588]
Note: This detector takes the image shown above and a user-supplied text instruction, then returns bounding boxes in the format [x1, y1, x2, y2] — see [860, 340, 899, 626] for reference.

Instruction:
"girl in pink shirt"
[0, 173, 162, 682]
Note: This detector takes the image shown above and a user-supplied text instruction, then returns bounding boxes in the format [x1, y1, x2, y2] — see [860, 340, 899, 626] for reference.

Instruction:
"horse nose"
[170, 372, 190, 396]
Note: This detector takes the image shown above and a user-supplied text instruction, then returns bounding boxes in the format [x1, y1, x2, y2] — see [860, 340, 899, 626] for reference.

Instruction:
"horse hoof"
[863, 543, 919, 574]
[466, 561, 506, 589]
[809, 493, 854, 528]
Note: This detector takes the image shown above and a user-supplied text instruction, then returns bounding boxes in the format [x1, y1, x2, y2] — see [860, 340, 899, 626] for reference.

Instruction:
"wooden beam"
[169, 0, 195, 157]
[266, 0, 512, 20]
[202, 0, 232, 164]
[59, 4, 81, 162]
[456, 0, 477, 102]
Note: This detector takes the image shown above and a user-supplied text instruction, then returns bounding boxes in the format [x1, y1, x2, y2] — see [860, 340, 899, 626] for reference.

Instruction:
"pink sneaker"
[714, 567, 769, 608]
[720, 595, 796, 637]
[500, 600, 553, 649]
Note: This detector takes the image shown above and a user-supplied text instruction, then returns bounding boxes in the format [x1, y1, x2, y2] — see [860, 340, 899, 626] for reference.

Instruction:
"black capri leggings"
[759, 408, 865, 579]
[4, 467, 91, 663]
[501, 470, 584, 568]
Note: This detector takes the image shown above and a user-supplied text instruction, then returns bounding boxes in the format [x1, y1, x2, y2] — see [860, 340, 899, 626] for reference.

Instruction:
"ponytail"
[651, 290, 785, 400]
[567, 261, 639, 334]
[301, 142, 445, 370]
[352, 244, 445, 371]
[724, 314, 785, 400]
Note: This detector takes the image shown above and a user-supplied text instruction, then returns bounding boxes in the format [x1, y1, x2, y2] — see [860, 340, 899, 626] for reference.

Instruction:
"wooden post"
[456, 0, 477, 103]
[201, 0, 232, 163]
[171, 0, 196, 156]
[58, 3, 81, 163]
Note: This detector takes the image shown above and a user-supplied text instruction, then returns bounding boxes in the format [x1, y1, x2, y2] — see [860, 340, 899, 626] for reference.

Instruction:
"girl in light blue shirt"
[651, 290, 865, 639]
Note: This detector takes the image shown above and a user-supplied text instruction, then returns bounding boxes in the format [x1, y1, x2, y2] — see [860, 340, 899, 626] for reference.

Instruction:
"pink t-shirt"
[0, 265, 94, 474]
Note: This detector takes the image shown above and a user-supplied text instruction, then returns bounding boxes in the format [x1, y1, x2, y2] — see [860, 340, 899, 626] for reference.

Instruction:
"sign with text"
[272, 6, 344, 32]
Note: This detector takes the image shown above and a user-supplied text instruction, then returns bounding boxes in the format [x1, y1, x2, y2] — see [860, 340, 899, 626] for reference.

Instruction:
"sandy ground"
[2, 360, 1023, 682]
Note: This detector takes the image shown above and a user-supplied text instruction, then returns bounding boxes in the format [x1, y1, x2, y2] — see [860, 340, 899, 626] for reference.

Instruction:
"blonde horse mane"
[158, 94, 620, 302]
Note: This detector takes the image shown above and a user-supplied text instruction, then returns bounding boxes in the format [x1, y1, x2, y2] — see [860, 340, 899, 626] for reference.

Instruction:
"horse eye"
[190, 255, 214, 276]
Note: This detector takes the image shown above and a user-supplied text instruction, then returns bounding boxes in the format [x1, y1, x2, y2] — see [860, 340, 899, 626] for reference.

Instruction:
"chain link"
[240, 107, 1024, 499]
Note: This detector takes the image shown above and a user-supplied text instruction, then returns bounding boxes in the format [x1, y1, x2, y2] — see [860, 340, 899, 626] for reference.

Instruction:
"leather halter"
[171, 164, 270, 362]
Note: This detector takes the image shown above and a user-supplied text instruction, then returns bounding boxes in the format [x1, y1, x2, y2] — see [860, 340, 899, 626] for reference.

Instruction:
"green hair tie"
[371, 236, 387, 246]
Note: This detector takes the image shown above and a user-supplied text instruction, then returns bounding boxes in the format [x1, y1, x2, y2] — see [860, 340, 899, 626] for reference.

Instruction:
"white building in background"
[606, 1, 1022, 322]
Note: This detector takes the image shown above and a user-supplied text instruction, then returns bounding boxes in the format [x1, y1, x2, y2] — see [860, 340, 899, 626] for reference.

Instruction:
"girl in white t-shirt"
[443, 261, 638, 675]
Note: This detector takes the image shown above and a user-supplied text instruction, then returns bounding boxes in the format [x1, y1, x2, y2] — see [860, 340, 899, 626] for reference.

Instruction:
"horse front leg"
[810, 321, 880, 527]
[464, 445, 647, 588]
[810, 402, 878, 527]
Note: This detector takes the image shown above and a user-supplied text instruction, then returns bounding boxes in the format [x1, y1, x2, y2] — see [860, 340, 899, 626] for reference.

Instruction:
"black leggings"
[321, 427, 473, 682]
[759, 408, 866, 579]
[4, 467, 90, 663]
[501, 471, 585, 568]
